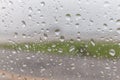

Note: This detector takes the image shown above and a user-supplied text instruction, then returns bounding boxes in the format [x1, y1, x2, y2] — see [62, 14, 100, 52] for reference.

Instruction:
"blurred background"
[0, 0, 120, 43]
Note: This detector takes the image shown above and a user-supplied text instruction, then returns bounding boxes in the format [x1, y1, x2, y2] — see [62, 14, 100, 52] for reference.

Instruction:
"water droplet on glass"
[104, 1, 110, 7]
[103, 23, 107, 26]
[41, 28, 44, 32]
[71, 66, 75, 70]
[103, 23, 108, 29]
[22, 64, 27, 67]
[28, 14, 32, 19]
[90, 39, 95, 46]
[25, 44, 29, 49]
[36, 22, 40, 26]
[28, 7, 33, 13]
[39, 37, 43, 42]
[1, 73, 6, 78]
[40, 15, 44, 18]
[70, 39, 74, 43]
[109, 49, 116, 56]
[47, 47, 52, 52]
[77, 32, 80, 35]
[69, 46, 75, 52]
[43, 33, 48, 40]
[46, 28, 49, 33]
[75, 23, 79, 28]
[58, 48, 63, 53]
[116, 28, 120, 34]
[22, 34, 26, 38]
[116, 19, 120, 25]
[76, 14, 81, 20]
[52, 44, 56, 48]
[55, 29, 60, 36]
[77, 37, 81, 41]
[26, 56, 31, 60]
[41, 21, 46, 26]
[37, 9, 41, 13]
[14, 32, 18, 38]
[9, 1, 13, 5]
[59, 36, 65, 42]
[40, 1, 45, 7]
[2, 7, 6, 9]
[65, 14, 71, 21]
[21, 20, 26, 27]
[118, 4, 120, 10]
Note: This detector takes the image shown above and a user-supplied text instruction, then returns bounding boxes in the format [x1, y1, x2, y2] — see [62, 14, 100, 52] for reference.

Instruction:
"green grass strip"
[0, 41, 120, 59]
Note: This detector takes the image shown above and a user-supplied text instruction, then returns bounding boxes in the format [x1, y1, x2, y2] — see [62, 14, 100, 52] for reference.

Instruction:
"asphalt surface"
[0, 49, 120, 80]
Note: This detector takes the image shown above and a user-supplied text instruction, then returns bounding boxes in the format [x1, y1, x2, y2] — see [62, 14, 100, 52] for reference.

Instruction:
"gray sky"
[0, 0, 120, 42]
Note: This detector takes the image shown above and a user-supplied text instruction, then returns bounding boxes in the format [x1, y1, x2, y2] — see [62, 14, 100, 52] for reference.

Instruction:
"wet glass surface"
[0, 0, 120, 80]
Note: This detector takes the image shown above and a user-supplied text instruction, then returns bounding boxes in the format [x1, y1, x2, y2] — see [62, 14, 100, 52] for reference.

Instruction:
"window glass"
[0, 0, 120, 80]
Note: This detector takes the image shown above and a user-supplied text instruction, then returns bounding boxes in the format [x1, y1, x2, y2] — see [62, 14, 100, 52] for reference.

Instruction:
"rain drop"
[41, 21, 46, 26]
[104, 1, 110, 7]
[90, 39, 95, 46]
[69, 46, 75, 52]
[116, 28, 120, 34]
[40, 1, 45, 7]
[55, 29, 60, 36]
[14, 32, 18, 38]
[28, 14, 32, 19]
[9, 1, 13, 5]
[22, 34, 26, 38]
[109, 49, 116, 56]
[58, 48, 63, 53]
[103, 23, 108, 29]
[37, 9, 41, 13]
[116, 19, 120, 25]
[76, 14, 81, 20]
[77, 32, 80, 35]
[47, 47, 52, 52]
[75, 23, 79, 28]
[43, 33, 48, 40]
[21, 20, 26, 27]
[59, 36, 65, 42]
[65, 14, 71, 21]
[77, 37, 81, 41]
[28, 7, 33, 13]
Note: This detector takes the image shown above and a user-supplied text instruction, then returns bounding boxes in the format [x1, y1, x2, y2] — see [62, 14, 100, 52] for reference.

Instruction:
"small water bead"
[41, 21, 46, 26]
[21, 20, 26, 27]
[28, 7, 33, 13]
[8, 1, 13, 5]
[47, 47, 52, 52]
[55, 29, 60, 36]
[69, 46, 75, 52]
[90, 39, 95, 46]
[59, 36, 65, 42]
[103, 23, 108, 29]
[116, 28, 120, 34]
[65, 14, 71, 21]
[22, 34, 26, 38]
[77, 37, 81, 41]
[37, 9, 41, 13]
[116, 19, 120, 25]
[109, 49, 116, 56]
[28, 14, 32, 19]
[58, 48, 63, 53]
[40, 1, 45, 7]
[43, 33, 48, 40]
[14, 32, 18, 38]
[75, 23, 79, 28]
[76, 13, 81, 20]
[104, 1, 110, 7]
